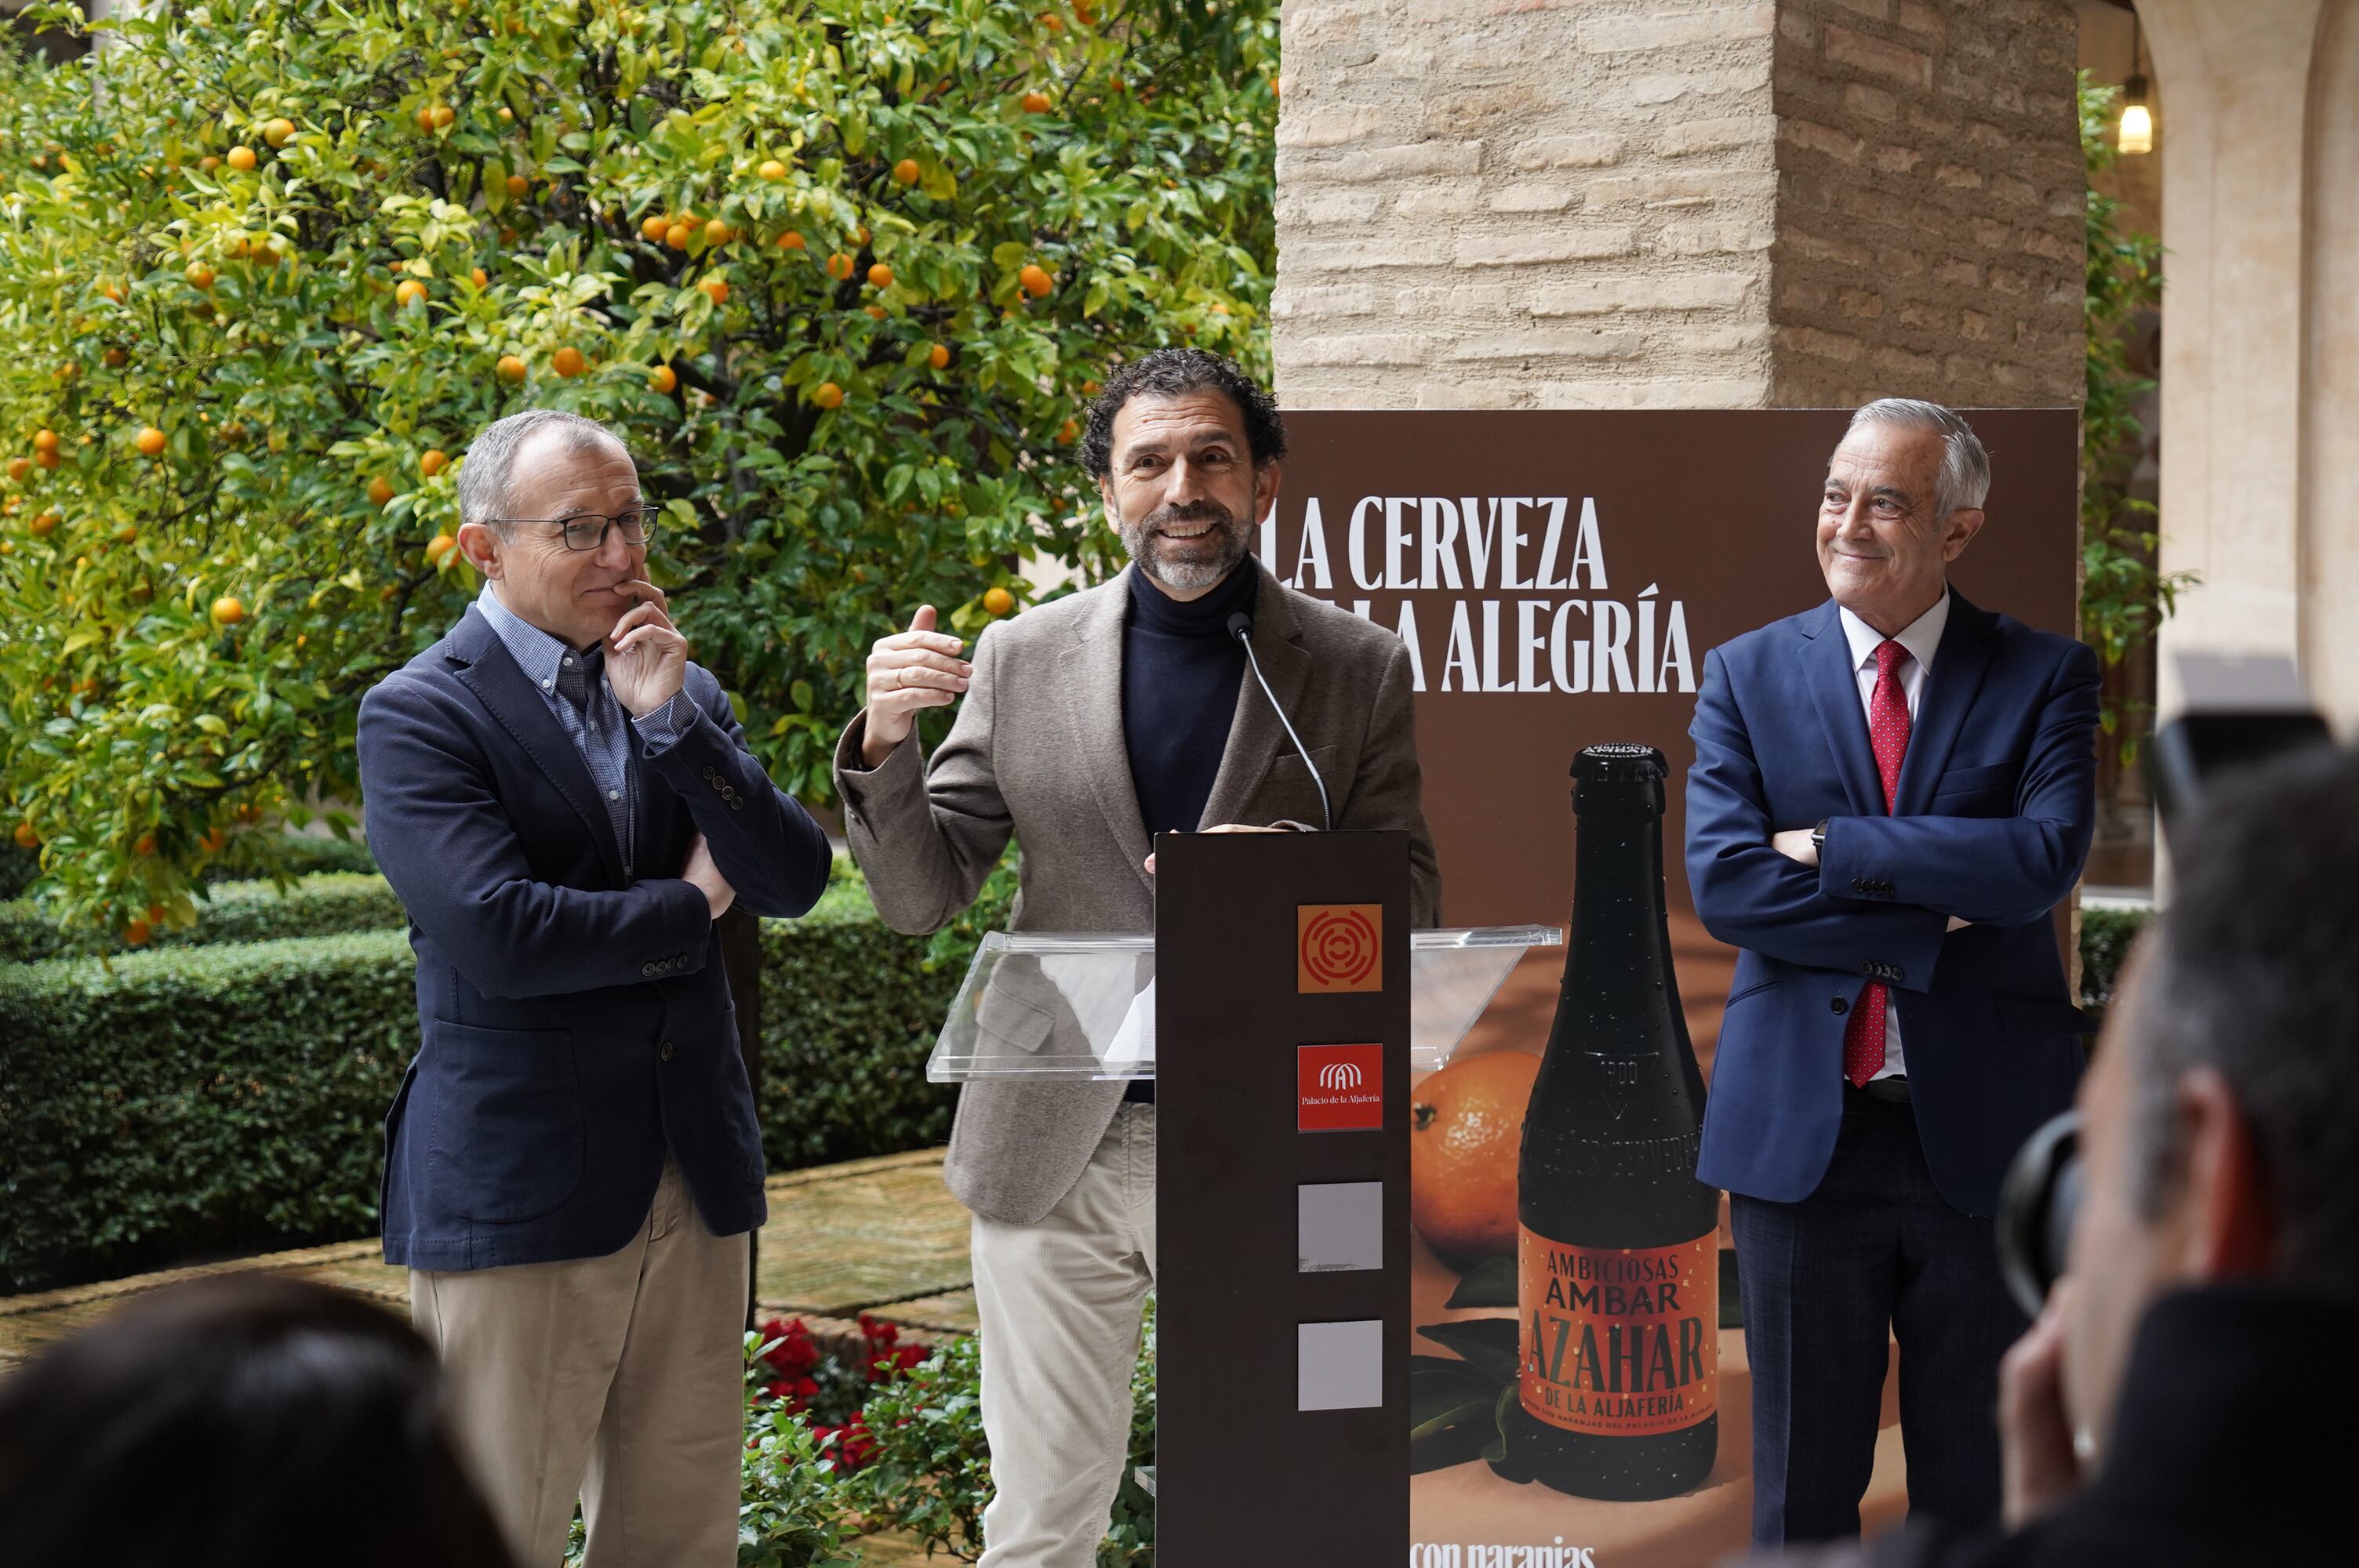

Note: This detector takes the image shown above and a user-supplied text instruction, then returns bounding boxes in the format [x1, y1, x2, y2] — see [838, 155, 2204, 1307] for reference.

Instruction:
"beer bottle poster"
[1261, 411, 2080, 1566]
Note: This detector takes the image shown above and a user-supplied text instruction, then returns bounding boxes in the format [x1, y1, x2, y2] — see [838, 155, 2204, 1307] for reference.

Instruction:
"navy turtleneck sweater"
[1120, 561, 1259, 1103]
[1122, 562, 1259, 842]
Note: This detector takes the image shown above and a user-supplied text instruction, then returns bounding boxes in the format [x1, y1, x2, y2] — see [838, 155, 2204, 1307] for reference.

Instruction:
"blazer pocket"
[1723, 975, 1781, 1007]
[1256, 744, 1339, 824]
[427, 1020, 586, 1223]
[1994, 992, 2097, 1037]
[974, 971, 1058, 1054]
[1932, 761, 2016, 796]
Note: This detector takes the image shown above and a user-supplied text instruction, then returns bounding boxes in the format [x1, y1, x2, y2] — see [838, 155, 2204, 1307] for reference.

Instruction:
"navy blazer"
[357, 604, 831, 1271]
[1685, 591, 2099, 1217]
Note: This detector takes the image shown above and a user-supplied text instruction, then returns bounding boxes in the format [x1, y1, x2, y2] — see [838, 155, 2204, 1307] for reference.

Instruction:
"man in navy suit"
[357, 409, 832, 1567]
[1685, 399, 2099, 1547]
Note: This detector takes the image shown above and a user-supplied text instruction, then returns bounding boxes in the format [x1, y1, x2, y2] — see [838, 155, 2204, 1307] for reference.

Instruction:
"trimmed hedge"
[0, 873, 410, 964]
[1, 880, 962, 1294]
[2079, 902, 2154, 1027]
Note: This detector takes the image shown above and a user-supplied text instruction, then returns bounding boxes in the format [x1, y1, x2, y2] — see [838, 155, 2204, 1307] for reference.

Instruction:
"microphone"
[1227, 611, 1332, 831]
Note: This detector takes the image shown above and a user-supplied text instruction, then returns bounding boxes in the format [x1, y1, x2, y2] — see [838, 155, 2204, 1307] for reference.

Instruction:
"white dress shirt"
[1835, 588, 1951, 1080]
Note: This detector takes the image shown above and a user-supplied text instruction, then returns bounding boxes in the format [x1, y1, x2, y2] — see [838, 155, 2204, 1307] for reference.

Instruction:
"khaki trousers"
[410, 1158, 751, 1568]
[971, 1102, 1157, 1568]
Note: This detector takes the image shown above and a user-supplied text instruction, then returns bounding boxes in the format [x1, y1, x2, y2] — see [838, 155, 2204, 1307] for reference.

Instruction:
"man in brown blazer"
[834, 349, 1439, 1567]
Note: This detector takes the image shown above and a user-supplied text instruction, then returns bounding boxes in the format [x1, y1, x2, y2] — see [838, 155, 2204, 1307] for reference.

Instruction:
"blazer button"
[1888, 966, 1904, 982]
[1830, 996, 1848, 1015]
[641, 962, 656, 977]
[701, 766, 718, 781]
[659, 1040, 675, 1062]
[729, 799, 742, 811]
[1851, 878, 1867, 893]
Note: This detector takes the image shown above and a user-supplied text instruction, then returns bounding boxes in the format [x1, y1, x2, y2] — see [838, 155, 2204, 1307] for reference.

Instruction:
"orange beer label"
[1518, 1227, 1718, 1436]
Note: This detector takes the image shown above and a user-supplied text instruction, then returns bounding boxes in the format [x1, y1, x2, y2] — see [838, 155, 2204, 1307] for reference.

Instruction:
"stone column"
[1273, 0, 2085, 412]
[2135, 0, 2359, 729]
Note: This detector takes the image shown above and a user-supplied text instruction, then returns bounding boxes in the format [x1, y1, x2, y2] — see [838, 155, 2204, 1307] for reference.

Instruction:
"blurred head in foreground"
[2063, 742, 2359, 1459]
[0, 1274, 514, 1568]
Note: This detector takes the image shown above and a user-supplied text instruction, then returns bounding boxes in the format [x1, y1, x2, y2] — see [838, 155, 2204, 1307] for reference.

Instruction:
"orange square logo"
[1297, 904, 1383, 994]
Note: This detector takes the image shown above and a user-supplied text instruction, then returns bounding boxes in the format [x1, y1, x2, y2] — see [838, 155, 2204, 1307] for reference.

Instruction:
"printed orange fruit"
[811, 381, 844, 409]
[497, 354, 528, 383]
[225, 145, 257, 172]
[551, 346, 587, 378]
[1408, 1049, 1541, 1261]
[134, 426, 167, 457]
[420, 448, 447, 477]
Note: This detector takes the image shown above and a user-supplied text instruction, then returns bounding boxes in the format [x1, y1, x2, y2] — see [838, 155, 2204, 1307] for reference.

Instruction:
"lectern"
[929, 831, 1557, 1564]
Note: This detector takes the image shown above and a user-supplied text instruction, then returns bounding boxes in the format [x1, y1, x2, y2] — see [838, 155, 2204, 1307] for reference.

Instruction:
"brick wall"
[1272, 0, 2084, 412]
[1769, 0, 2084, 405]
[1273, 0, 1781, 410]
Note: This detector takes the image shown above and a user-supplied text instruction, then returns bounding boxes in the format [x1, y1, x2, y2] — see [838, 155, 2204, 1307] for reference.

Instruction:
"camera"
[1995, 1109, 2083, 1319]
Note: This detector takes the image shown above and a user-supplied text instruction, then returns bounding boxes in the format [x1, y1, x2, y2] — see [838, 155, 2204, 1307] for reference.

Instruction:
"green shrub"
[1, 880, 967, 1293]
[200, 833, 379, 884]
[0, 843, 36, 902]
[2079, 902, 2153, 1029]
[0, 871, 407, 964]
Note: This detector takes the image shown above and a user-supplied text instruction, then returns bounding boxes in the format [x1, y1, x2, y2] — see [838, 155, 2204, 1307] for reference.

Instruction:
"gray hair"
[455, 408, 631, 528]
[2127, 743, 2359, 1298]
[1843, 397, 1991, 521]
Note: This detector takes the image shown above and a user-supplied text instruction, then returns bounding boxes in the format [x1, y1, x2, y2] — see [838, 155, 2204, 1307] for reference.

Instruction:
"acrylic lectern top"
[925, 926, 1562, 1082]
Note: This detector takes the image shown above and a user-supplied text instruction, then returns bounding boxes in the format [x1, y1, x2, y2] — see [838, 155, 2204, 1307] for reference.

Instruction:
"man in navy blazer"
[1685, 400, 2099, 1548]
[357, 408, 831, 1567]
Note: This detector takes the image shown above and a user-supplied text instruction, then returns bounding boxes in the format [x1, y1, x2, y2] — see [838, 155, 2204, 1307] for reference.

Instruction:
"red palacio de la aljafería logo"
[1297, 903, 1383, 994]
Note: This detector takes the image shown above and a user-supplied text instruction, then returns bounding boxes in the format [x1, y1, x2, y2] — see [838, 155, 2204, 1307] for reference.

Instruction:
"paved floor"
[0, 1147, 973, 1368]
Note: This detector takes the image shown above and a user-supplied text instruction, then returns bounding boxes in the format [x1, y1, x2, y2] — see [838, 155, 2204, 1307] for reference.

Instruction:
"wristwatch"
[1811, 818, 1828, 856]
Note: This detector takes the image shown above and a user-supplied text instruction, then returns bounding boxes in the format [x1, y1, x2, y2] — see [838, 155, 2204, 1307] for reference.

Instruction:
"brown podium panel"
[1156, 829, 1413, 1566]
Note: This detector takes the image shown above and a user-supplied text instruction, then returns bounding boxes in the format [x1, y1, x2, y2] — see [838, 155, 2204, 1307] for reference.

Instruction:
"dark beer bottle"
[1513, 743, 1719, 1500]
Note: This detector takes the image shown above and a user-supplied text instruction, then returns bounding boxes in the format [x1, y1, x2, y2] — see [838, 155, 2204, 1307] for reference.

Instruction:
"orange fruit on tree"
[776, 230, 807, 251]
[431, 104, 456, 129]
[471, 267, 489, 288]
[929, 343, 951, 369]
[35, 449, 61, 470]
[497, 354, 528, 383]
[225, 145, 257, 172]
[700, 277, 730, 305]
[367, 474, 395, 506]
[552, 346, 587, 378]
[867, 262, 893, 289]
[1019, 263, 1053, 297]
[703, 218, 733, 247]
[199, 154, 222, 172]
[234, 801, 264, 825]
[506, 173, 529, 198]
[100, 281, 125, 302]
[826, 252, 854, 280]
[33, 429, 59, 453]
[12, 822, 37, 850]
[5, 456, 27, 481]
[863, 304, 887, 319]
[133, 832, 157, 856]
[426, 532, 457, 561]
[264, 117, 296, 148]
[146, 902, 166, 924]
[758, 158, 788, 181]
[30, 511, 58, 536]
[640, 213, 670, 242]
[104, 348, 127, 368]
[854, 223, 871, 245]
[892, 158, 921, 186]
[1408, 1049, 1541, 1261]
[211, 595, 247, 626]
[420, 448, 447, 477]
[198, 827, 227, 853]
[664, 222, 691, 250]
[1020, 90, 1052, 113]
[123, 919, 152, 947]
[1057, 419, 1078, 444]
[134, 426, 167, 457]
[185, 263, 215, 290]
[648, 363, 678, 394]
[811, 380, 845, 409]
[983, 586, 1016, 616]
[394, 278, 427, 307]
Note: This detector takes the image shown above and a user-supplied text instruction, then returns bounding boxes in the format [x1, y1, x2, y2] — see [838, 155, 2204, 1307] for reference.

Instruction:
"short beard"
[1117, 499, 1252, 593]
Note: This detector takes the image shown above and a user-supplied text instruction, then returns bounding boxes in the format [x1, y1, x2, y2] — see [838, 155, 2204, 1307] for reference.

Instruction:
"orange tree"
[0, 0, 1275, 942]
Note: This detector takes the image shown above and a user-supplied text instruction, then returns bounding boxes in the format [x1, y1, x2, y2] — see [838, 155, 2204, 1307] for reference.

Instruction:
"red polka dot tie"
[1844, 638, 1911, 1087]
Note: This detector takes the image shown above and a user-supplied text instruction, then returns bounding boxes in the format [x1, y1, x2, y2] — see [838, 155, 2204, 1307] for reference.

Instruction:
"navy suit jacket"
[1685, 591, 2099, 1218]
[357, 604, 831, 1271]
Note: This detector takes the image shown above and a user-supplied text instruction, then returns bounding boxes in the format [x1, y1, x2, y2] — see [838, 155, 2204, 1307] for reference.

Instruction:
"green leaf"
[1416, 1317, 1520, 1388]
[1443, 1254, 1518, 1310]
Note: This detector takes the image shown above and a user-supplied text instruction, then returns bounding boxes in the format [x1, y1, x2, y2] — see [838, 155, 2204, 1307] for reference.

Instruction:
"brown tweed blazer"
[833, 559, 1441, 1225]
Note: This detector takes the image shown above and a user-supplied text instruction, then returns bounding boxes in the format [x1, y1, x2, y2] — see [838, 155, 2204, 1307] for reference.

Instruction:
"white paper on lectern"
[1101, 978, 1156, 1068]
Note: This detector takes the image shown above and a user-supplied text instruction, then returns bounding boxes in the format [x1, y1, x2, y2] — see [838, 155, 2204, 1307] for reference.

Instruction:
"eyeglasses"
[488, 505, 663, 552]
